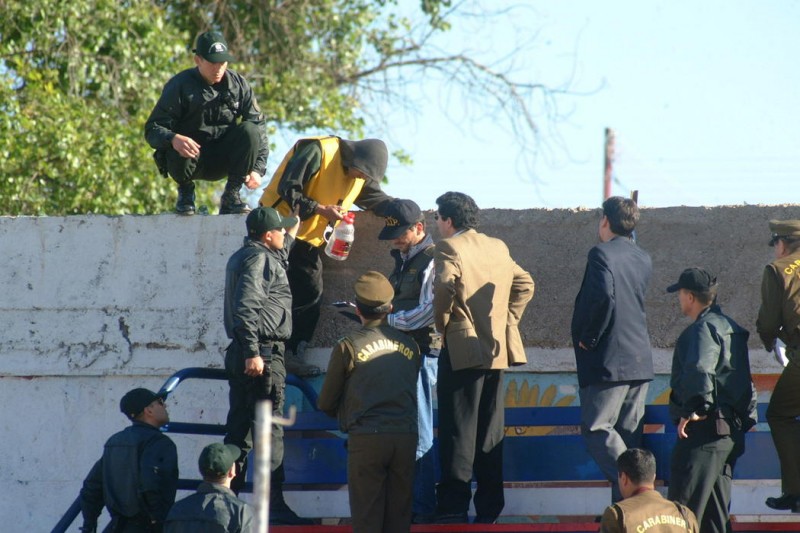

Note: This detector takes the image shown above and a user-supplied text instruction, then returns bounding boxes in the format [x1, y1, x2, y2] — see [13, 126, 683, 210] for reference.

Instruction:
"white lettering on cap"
[209, 42, 227, 54]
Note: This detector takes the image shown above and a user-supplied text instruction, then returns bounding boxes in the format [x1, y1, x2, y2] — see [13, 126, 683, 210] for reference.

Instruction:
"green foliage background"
[0, 0, 455, 215]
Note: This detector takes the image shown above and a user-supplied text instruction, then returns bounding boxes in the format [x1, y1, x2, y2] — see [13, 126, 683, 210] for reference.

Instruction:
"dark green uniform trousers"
[767, 359, 800, 495]
[347, 432, 416, 533]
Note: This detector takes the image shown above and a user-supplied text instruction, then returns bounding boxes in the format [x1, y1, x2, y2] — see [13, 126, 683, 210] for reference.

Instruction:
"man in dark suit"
[431, 191, 535, 524]
[571, 196, 654, 503]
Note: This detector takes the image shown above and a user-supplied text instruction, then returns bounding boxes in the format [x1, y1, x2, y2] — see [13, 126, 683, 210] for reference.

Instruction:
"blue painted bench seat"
[160, 368, 780, 489]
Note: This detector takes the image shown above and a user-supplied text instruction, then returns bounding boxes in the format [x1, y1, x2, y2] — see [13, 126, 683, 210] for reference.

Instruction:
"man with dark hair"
[164, 443, 253, 532]
[258, 136, 394, 376]
[377, 199, 440, 523]
[222, 206, 312, 525]
[145, 31, 269, 215]
[757, 220, 800, 512]
[571, 196, 654, 503]
[80, 388, 178, 533]
[431, 191, 535, 524]
[600, 448, 698, 533]
[317, 271, 421, 533]
[666, 268, 757, 533]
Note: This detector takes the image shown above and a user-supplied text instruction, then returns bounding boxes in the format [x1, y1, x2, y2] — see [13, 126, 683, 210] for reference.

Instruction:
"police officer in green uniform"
[145, 31, 269, 216]
[758, 220, 800, 512]
[317, 271, 421, 533]
[600, 448, 698, 533]
[164, 443, 253, 532]
[665, 268, 757, 533]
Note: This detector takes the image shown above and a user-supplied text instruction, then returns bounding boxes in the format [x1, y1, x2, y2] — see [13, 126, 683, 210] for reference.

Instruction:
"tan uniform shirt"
[757, 250, 800, 360]
[600, 489, 699, 533]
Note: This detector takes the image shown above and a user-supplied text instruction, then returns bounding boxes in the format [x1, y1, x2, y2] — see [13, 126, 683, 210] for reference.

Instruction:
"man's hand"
[287, 205, 301, 238]
[315, 204, 345, 222]
[245, 171, 262, 190]
[244, 356, 264, 377]
[171, 134, 201, 159]
[677, 412, 707, 439]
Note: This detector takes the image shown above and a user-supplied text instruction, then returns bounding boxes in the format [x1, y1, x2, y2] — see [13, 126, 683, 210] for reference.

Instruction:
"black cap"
[378, 199, 422, 240]
[193, 31, 235, 63]
[198, 443, 241, 478]
[119, 388, 165, 420]
[666, 267, 717, 293]
[341, 139, 388, 182]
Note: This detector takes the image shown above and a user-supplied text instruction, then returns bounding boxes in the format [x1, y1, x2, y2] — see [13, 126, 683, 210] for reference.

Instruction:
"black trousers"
[165, 122, 261, 187]
[436, 346, 505, 521]
[286, 239, 323, 352]
[223, 341, 286, 494]
[668, 416, 743, 533]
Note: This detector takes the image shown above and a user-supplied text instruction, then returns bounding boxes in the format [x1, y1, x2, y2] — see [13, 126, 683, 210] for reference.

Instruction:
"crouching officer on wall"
[80, 388, 178, 532]
[145, 31, 269, 216]
[317, 271, 421, 533]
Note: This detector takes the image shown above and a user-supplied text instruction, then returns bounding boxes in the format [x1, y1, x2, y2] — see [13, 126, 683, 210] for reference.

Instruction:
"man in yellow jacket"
[259, 136, 393, 376]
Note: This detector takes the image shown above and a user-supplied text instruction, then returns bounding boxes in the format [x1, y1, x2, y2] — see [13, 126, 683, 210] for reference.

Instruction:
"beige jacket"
[433, 229, 534, 371]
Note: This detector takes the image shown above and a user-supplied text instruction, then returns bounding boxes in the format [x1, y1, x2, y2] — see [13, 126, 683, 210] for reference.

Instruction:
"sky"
[263, 0, 800, 211]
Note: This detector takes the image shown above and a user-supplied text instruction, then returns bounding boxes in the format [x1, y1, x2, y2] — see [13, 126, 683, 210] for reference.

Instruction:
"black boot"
[175, 182, 196, 215]
[219, 181, 250, 215]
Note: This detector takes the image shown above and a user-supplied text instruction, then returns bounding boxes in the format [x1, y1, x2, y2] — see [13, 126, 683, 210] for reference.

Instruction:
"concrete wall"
[2, 205, 798, 531]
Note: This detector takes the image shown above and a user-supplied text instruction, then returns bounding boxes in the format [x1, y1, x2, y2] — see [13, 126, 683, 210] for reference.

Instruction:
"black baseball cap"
[119, 388, 165, 420]
[193, 31, 235, 63]
[666, 267, 717, 293]
[378, 199, 423, 240]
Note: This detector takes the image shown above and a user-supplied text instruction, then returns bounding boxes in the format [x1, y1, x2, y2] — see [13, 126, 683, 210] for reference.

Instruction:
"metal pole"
[603, 127, 615, 201]
[253, 401, 297, 533]
[253, 400, 272, 533]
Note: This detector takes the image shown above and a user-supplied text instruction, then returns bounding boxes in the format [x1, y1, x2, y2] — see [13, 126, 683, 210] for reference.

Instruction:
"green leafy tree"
[0, 0, 565, 215]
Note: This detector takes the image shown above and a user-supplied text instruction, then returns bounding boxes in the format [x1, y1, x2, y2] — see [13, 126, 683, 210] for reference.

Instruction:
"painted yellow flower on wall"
[504, 380, 577, 436]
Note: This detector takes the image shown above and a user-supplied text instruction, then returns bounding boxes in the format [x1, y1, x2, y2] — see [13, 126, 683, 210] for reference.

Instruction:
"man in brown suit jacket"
[431, 191, 534, 524]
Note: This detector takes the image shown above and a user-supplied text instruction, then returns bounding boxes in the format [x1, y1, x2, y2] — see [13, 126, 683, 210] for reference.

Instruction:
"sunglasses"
[434, 213, 442, 221]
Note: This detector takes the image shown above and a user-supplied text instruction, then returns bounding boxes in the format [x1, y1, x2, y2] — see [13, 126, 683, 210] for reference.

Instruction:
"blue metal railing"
[52, 367, 320, 533]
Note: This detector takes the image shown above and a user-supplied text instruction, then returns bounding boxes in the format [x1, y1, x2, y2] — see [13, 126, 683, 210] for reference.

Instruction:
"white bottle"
[324, 212, 355, 261]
